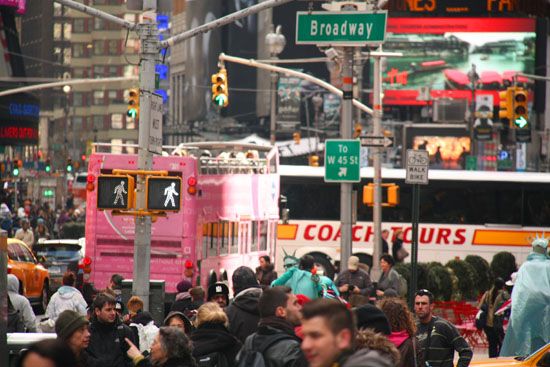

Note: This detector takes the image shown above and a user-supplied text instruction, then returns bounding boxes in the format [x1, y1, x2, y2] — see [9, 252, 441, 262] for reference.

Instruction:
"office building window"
[73, 68, 87, 78]
[94, 17, 104, 30]
[93, 40, 104, 55]
[72, 44, 85, 58]
[93, 91, 105, 105]
[93, 66, 104, 78]
[108, 65, 119, 76]
[93, 115, 104, 129]
[73, 92, 85, 107]
[112, 114, 123, 129]
[73, 18, 85, 33]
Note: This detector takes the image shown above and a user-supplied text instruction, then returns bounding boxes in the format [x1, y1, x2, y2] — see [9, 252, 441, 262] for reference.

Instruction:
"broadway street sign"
[296, 11, 387, 46]
[360, 135, 394, 148]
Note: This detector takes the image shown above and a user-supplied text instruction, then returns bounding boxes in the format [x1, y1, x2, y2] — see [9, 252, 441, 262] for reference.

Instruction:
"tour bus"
[85, 142, 279, 293]
[277, 165, 550, 278]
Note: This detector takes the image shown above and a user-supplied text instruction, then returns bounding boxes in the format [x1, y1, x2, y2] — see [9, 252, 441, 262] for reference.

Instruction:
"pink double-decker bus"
[85, 142, 279, 294]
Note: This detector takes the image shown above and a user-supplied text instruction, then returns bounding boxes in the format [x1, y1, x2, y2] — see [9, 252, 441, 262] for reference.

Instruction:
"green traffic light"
[214, 94, 227, 107]
[66, 164, 73, 173]
[45, 165, 51, 173]
[515, 116, 528, 129]
[13, 167, 19, 177]
[127, 108, 138, 118]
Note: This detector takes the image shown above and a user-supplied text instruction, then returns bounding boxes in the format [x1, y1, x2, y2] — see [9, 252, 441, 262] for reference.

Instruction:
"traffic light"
[353, 123, 362, 138]
[498, 87, 513, 123]
[146, 176, 182, 211]
[293, 132, 301, 145]
[12, 159, 20, 177]
[97, 174, 135, 210]
[45, 159, 51, 173]
[309, 155, 320, 167]
[211, 68, 228, 107]
[512, 87, 529, 129]
[127, 88, 140, 119]
[362, 183, 399, 207]
[66, 158, 73, 173]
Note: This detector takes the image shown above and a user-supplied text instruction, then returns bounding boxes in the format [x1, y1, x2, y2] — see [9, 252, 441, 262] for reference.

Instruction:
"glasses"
[415, 289, 434, 298]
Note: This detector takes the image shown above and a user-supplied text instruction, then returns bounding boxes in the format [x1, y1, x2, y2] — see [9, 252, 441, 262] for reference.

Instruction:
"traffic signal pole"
[54, 0, 295, 310]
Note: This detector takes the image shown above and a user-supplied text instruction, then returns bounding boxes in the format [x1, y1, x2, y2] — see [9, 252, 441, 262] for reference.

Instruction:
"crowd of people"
[1, 196, 84, 248]
[11, 253, 479, 367]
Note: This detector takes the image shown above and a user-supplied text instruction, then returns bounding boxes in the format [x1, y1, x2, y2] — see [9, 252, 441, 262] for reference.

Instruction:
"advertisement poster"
[382, 18, 536, 106]
[277, 75, 302, 131]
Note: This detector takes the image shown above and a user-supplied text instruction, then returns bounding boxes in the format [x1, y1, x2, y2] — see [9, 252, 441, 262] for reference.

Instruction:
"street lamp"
[265, 25, 286, 145]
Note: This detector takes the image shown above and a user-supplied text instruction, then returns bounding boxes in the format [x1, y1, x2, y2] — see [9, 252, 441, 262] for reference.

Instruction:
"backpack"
[7, 296, 25, 332]
[237, 333, 292, 367]
[396, 272, 408, 297]
[197, 351, 230, 367]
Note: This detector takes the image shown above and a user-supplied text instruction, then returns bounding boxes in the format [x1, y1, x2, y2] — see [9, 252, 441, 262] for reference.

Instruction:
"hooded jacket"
[255, 263, 278, 289]
[337, 348, 394, 367]
[190, 322, 242, 365]
[7, 274, 37, 332]
[225, 287, 262, 343]
[388, 331, 419, 367]
[45, 285, 88, 321]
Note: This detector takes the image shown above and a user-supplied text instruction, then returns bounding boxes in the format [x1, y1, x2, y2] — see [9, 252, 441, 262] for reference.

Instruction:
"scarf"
[258, 316, 296, 336]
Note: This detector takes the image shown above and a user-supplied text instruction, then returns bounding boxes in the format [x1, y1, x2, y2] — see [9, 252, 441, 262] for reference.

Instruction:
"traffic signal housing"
[363, 183, 399, 207]
[127, 88, 140, 119]
[146, 176, 182, 211]
[97, 174, 135, 210]
[45, 159, 51, 173]
[12, 159, 20, 177]
[309, 155, 320, 167]
[512, 87, 529, 129]
[66, 158, 73, 173]
[211, 69, 228, 107]
[353, 123, 362, 138]
[293, 132, 301, 145]
[498, 87, 513, 123]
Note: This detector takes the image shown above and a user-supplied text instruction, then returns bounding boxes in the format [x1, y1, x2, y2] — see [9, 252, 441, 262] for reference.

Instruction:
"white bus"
[276, 165, 550, 278]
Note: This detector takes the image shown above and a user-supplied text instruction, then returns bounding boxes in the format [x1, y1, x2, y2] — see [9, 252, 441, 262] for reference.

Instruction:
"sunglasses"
[415, 289, 434, 298]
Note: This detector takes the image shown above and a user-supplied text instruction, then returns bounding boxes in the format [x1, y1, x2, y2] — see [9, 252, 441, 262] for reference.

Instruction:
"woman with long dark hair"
[478, 277, 509, 357]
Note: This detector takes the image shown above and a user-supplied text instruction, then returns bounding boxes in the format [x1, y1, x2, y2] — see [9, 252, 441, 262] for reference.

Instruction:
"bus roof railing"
[199, 157, 268, 175]
[171, 141, 274, 155]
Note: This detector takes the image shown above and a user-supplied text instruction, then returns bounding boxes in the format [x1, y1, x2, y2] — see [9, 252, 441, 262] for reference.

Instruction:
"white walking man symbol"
[113, 181, 127, 206]
[163, 182, 179, 207]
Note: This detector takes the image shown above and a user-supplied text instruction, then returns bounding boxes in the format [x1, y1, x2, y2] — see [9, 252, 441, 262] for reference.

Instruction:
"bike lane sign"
[324, 139, 361, 183]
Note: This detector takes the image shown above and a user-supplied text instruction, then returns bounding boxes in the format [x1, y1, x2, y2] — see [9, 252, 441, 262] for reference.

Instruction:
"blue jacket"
[271, 267, 321, 299]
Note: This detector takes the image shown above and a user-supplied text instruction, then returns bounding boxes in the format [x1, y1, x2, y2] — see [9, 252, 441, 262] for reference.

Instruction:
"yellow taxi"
[7, 238, 50, 312]
[470, 343, 550, 367]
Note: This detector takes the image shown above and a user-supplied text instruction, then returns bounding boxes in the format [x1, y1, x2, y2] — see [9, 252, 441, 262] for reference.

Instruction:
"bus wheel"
[354, 253, 373, 271]
[310, 253, 335, 280]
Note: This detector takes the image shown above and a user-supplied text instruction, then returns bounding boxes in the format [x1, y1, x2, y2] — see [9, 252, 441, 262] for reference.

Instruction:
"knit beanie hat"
[55, 310, 89, 340]
[177, 280, 193, 293]
[354, 304, 391, 335]
[232, 266, 260, 296]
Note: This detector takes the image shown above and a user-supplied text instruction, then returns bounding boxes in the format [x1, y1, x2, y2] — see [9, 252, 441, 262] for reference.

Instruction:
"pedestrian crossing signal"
[97, 175, 135, 210]
[146, 176, 182, 211]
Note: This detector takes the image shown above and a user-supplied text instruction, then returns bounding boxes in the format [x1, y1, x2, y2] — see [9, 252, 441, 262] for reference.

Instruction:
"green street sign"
[296, 11, 387, 46]
[324, 139, 360, 182]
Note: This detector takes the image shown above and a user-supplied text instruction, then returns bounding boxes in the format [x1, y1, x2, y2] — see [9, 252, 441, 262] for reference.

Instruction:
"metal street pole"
[340, 47, 353, 271]
[370, 54, 383, 279]
[266, 25, 286, 145]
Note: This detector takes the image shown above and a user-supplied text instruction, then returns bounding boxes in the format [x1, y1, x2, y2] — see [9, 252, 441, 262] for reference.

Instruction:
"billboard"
[381, 18, 536, 106]
[0, 93, 40, 145]
[0, 0, 26, 14]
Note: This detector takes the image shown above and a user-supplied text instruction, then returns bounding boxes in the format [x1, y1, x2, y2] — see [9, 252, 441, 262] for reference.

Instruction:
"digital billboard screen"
[0, 93, 39, 145]
[381, 18, 536, 106]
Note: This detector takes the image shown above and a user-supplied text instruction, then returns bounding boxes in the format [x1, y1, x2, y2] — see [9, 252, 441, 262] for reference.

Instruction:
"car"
[34, 238, 85, 292]
[470, 342, 550, 367]
[7, 238, 50, 312]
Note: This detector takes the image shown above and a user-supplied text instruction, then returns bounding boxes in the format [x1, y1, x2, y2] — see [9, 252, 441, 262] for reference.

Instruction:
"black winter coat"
[136, 357, 195, 367]
[190, 323, 242, 365]
[225, 288, 262, 343]
[87, 318, 138, 367]
[255, 264, 278, 289]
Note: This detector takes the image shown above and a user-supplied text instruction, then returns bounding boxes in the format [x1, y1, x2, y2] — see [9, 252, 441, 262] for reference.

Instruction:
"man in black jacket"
[236, 286, 307, 367]
[226, 266, 262, 343]
[87, 293, 138, 367]
[256, 255, 278, 289]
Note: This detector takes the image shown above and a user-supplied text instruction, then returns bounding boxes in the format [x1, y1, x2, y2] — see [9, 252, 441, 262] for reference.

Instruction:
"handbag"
[397, 247, 409, 261]
[475, 303, 488, 330]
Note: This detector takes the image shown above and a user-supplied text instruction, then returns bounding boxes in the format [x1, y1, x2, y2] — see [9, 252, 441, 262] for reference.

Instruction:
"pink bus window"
[219, 222, 228, 256]
[230, 222, 238, 254]
[259, 221, 268, 251]
[251, 222, 258, 252]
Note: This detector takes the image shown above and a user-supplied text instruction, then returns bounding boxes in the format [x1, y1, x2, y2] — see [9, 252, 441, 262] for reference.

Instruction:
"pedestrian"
[236, 286, 308, 367]
[129, 311, 160, 353]
[477, 277, 509, 357]
[124, 296, 144, 324]
[7, 274, 37, 332]
[355, 329, 400, 366]
[500, 236, 550, 356]
[46, 271, 88, 322]
[271, 254, 321, 300]
[34, 218, 51, 244]
[354, 303, 391, 335]
[207, 282, 230, 308]
[256, 255, 278, 289]
[16, 339, 78, 367]
[87, 293, 138, 367]
[392, 230, 408, 263]
[54, 309, 93, 367]
[335, 256, 373, 301]
[190, 302, 242, 366]
[105, 273, 125, 312]
[125, 326, 197, 367]
[376, 255, 401, 297]
[382, 229, 390, 255]
[414, 289, 472, 367]
[164, 311, 194, 334]
[170, 280, 194, 314]
[190, 286, 205, 309]
[225, 266, 262, 343]
[301, 299, 393, 367]
[379, 297, 421, 367]
[15, 217, 34, 249]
